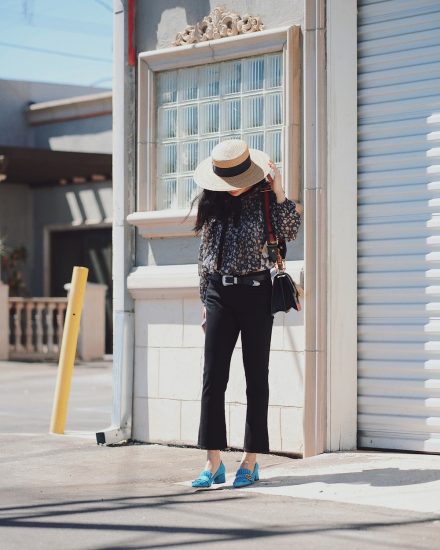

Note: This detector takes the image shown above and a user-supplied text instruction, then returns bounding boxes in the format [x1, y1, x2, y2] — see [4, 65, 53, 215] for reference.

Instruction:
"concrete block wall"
[132, 295, 304, 454]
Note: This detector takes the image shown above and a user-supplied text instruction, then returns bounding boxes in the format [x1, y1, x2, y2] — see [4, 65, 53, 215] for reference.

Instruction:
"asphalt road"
[0, 359, 112, 434]
[1, 360, 439, 550]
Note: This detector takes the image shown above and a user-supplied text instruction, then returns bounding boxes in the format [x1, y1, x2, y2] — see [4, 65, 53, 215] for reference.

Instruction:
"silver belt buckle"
[222, 275, 236, 286]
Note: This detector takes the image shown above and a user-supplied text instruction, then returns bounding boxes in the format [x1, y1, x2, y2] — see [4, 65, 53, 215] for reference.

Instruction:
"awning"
[0, 146, 112, 186]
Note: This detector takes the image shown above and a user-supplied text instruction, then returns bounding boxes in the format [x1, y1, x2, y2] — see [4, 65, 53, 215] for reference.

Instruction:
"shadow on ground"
[0, 492, 439, 550]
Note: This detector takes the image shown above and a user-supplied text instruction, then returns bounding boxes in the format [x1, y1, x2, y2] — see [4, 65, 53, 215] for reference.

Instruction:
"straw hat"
[193, 139, 270, 191]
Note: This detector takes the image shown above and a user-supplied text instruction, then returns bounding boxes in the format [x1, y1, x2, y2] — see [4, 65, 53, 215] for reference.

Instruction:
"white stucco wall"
[135, 0, 304, 51]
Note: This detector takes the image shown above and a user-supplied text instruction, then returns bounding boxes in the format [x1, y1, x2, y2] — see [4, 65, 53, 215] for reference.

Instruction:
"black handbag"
[271, 271, 301, 314]
[261, 185, 302, 314]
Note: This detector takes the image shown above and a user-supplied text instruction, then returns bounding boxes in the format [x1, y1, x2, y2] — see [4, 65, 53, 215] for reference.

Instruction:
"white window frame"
[128, 25, 301, 238]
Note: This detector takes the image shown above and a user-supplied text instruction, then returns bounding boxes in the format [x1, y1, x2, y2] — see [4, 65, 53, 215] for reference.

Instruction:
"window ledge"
[140, 26, 292, 71]
[127, 264, 199, 299]
[127, 210, 196, 238]
[126, 261, 304, 300]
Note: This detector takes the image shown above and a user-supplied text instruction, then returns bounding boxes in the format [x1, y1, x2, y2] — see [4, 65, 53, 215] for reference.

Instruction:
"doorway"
[50, 227, 112, 354]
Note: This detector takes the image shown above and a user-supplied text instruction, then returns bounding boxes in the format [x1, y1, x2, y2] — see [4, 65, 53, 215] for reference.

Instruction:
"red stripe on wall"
[128, 0, 135, 66]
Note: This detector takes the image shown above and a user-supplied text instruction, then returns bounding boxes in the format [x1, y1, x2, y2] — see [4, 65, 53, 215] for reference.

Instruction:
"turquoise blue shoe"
[232, 462, 259, 488]
[191, 461, 226, 488]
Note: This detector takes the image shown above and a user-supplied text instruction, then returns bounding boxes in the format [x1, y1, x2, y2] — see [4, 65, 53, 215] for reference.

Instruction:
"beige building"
[103, 0, 440, 457]
[0, 81, 112, 361]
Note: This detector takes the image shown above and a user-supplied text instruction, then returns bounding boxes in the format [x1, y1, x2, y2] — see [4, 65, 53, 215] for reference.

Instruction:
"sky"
[0, 0, 113, 89]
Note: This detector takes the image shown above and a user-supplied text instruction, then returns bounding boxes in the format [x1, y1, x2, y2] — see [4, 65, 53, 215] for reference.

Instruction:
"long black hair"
[187, 178, 266, 234]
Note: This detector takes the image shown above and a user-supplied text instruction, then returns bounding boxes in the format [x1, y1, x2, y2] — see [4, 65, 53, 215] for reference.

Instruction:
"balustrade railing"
[9, 298, 68, 360]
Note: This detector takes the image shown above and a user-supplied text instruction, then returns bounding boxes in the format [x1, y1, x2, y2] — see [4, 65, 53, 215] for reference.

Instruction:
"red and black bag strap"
[261, 185, 285, 271]
[262, 189, 277, 246]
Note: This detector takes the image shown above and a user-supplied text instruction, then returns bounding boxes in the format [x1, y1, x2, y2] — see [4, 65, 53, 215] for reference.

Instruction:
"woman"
[190, 139, 302, 488]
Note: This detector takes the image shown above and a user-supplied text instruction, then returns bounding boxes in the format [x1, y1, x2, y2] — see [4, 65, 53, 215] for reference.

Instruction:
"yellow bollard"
[50, 266, 89, 434]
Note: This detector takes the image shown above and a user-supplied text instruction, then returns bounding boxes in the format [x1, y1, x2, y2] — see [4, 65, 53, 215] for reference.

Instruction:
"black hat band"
[212, 155, 252, 177]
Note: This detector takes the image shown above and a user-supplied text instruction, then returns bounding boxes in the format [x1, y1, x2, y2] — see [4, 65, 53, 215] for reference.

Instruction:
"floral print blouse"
[197, 180, 302, 305]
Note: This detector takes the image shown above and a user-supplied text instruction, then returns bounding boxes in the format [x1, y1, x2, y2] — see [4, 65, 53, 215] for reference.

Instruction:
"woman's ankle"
[239, 452, 257, 469]
[205, 450, 221, 471]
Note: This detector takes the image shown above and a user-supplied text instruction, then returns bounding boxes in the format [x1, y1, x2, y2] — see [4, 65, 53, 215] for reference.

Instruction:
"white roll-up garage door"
[358, 0, 440, 452]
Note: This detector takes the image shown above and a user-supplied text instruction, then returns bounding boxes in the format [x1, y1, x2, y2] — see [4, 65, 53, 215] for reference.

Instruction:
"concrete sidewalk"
[1, 436, 440, 550]
[179, 449, 440, 515]
[1, 360, 439, 549]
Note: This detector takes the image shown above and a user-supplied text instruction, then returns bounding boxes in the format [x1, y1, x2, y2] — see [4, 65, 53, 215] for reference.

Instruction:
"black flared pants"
[197, 269, 274, 453]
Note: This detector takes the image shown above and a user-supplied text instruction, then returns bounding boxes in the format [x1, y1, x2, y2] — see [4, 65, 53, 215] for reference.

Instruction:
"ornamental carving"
[173, 6, 264, 46]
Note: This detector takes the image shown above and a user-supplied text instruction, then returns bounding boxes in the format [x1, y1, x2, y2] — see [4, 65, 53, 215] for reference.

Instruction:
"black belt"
[209, 271, 270, 287]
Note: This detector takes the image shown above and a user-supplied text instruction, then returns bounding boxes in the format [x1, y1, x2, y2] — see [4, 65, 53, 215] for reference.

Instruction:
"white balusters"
[7, 291, 104, 361]
[55, 302, 67, 353]
[12, 301, 24, 352]
[8, 298, 68, 360]
[35, 302, 45, 353]
[46, 302, 56, 354]
[25, 302, 33, 352]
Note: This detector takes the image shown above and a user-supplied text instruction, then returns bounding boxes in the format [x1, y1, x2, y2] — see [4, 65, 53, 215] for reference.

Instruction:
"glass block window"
[156, 52, 283, 210]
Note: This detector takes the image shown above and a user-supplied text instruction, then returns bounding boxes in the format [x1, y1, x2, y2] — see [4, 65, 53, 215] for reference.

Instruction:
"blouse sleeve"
[273, 195, 302, 242]
[198, 229, 209, 306]
[198, 263, 209, 306]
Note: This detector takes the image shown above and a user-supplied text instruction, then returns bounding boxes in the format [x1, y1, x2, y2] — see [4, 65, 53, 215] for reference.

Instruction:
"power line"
[0, 13, 112, 38]
[1, 2, 112, 41]
[94, 0, 112, 13]
[0, 42, 112, 63]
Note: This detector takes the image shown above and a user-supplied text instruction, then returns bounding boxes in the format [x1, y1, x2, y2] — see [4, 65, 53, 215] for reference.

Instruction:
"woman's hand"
[267, 161, 286, 204]
[267, 160, 304, 214]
